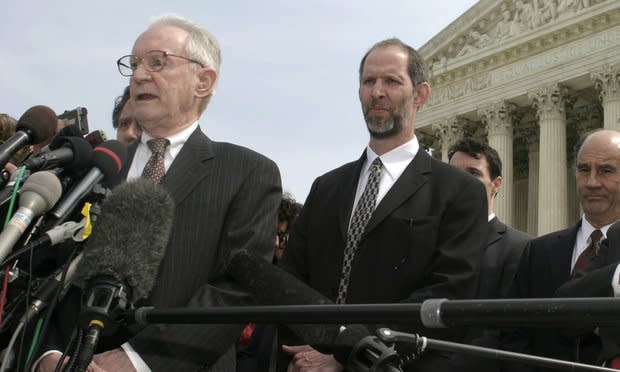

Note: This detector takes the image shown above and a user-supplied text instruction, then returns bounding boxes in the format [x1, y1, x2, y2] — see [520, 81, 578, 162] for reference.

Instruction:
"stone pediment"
[420, 0, 612, 80]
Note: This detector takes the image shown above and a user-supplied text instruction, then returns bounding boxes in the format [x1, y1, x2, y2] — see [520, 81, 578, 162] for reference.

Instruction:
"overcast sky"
[1, 1, 477, 202]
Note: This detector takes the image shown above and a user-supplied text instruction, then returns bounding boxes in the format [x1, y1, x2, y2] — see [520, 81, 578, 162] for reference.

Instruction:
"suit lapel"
[161, 127, 214, 204]
[120, 141, 138, 181]
[548, 221, 581, 284]
[487, 217, 505, 248]
[363, 149, 430, 236]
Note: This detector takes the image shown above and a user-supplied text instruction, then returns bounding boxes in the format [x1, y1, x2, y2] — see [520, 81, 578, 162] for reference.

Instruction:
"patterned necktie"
[142, 138, 170, 184]
[571, 229, 602, 278]
[336, 157, 383, 304]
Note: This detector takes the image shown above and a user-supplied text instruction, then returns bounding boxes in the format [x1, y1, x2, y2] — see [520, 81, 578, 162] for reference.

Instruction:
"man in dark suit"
[279, 38, 488, 372]
[37, 14, 281, 371]
[554, 129, 620, 368]
[447, 138, 531, 371]
[501, 129, 620, 371]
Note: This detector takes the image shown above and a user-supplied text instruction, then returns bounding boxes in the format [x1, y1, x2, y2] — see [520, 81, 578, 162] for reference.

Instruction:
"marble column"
[432, 117, 465, 162]
[529, 84, 571, 235]
[514, 178, 528, 232]
[592, 64, 620, 130]
[525, 127, 539, 236]
[478, 101, 516, 226]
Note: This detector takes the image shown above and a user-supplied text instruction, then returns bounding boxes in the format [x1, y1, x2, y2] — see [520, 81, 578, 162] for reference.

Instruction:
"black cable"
[55, 327, 80, 372]
[63, 328, 84, 372]
[22, 247, 78, 372]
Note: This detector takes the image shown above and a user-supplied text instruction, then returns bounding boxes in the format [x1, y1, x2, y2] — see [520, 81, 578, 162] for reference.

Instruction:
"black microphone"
[228, 251, 386, 370]
[71, 178, 174, 371]
[0, 171, 63, 263]
[49, 140, 126, 224]
[228, 250, 339, 344]
[0, 106, 57, 169]
[24, 136, 93, 172]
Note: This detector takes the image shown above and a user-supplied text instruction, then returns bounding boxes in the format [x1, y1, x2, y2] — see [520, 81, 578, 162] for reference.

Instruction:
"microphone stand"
[350, 328, 618, 372]
[130, 297, 620, 327]
[127, 299, 620, 372]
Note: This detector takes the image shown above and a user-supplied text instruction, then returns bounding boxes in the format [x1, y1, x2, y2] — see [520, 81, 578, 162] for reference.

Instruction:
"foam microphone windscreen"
[52, 124, 84, 141]
[228, 250, 339, 344]
[92, 140, 126, 183]
[73, 178, 174, 302]
[55, 137, 93, 172]
[26, 136, 93, 172]
[16, 105, 58, 144]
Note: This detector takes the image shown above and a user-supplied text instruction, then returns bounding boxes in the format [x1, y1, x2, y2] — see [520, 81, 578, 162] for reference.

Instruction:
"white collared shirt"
[349, 137, 419, 225]
[127, 121, 199, 181]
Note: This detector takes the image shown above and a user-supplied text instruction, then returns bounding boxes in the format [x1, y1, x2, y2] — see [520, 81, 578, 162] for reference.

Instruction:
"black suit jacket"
[501, 221, 602, 372]
[555, 220, 620, 365]
[281, 149, 488, 371]
[45, 127, 282, 371]
[453, 217, 531, 372]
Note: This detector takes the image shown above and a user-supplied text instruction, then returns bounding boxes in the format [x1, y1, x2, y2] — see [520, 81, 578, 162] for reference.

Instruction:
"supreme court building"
[416, 0, 620, 236]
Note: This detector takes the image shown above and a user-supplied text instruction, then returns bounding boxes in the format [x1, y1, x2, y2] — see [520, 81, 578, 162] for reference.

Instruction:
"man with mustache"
[501, 129, 620, 371]
[279, 38, 488, 372]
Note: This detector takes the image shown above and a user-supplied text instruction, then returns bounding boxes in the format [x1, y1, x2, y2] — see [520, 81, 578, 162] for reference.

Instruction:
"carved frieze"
[427, 0, 605, 71]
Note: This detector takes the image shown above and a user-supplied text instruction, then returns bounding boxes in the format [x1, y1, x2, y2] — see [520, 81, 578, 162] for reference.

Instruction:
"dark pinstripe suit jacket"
[42, 127, 281, 371]
[119, 127, 282, 371]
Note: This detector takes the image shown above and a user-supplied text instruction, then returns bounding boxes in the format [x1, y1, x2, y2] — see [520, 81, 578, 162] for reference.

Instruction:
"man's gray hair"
[150, 14, 221, 111]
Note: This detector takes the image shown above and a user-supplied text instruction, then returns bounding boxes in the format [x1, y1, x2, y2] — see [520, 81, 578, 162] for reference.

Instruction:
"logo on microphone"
[9, 212, 31, 233]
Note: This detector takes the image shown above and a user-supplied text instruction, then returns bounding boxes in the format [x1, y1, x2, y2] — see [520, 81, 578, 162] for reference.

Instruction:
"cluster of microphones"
[0, 105, 174, 372]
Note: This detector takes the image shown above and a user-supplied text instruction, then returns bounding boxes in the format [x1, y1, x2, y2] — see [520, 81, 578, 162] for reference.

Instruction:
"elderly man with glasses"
[36, 14, 282, 372]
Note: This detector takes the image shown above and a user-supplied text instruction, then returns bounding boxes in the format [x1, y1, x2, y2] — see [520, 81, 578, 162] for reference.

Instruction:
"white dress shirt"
[126, 121, 199, 181]
[349, 137, 419, 224]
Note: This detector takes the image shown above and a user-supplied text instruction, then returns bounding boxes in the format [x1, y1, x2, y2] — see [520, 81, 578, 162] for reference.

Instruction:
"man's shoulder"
[210, 140, 276, 166]
[317, 158, 360, 180]
[525, 223, 580, 256]
[503, 224, 534, 243]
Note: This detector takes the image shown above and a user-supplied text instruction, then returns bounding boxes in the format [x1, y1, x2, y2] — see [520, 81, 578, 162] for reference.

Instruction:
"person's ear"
[196, 68, 217, 98]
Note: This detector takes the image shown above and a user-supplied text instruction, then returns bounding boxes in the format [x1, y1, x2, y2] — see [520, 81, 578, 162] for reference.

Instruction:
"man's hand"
[37, 352, 106, 372]
[92, 348, 136, 372]
[283, 344, 343, 372]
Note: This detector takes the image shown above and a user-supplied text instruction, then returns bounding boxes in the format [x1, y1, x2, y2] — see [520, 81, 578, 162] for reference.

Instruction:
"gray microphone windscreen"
[20, 170, 63, 214]
[73, 178, 174, 302]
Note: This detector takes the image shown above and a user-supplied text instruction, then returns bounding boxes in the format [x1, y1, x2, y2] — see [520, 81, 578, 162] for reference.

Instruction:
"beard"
[363, 96, 414, 139]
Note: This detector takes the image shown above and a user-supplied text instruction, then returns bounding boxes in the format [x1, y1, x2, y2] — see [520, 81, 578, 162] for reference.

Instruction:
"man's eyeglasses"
[117, 50, 205, 77]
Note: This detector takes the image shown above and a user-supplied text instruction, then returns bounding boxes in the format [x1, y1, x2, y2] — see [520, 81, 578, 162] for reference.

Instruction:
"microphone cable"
[21, 204, 97, 372]
[0, 165, 27, 330]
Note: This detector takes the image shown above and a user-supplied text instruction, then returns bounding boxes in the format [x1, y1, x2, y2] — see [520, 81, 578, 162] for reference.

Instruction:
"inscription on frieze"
[427, 26, 620, 107]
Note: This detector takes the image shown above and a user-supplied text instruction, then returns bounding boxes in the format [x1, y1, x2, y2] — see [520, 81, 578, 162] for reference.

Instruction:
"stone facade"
[417, 0, 620, 236]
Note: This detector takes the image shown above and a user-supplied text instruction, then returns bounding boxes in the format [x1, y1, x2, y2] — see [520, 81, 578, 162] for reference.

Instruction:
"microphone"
[49, 140, 126, 224]
[13, 252, 84, 328]
[71, 178, 174, 371]
[228, 250, 338, 345]
[228, 252, 389, 370]
[24, 136, 93, 172]
[0, 106, 57, 169]
[0, 171, 62, 263]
